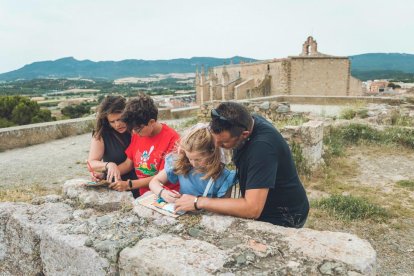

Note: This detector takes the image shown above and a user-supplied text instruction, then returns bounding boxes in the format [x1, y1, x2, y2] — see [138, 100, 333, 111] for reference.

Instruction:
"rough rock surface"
[0, 178, 377, 275]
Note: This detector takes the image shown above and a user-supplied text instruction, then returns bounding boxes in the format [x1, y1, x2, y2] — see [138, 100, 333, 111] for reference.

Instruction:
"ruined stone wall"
[269, 60, 290, 95]
[289, 57, 350, 96]
[0, 180, 377, 275]
[198, 101, 324, 169]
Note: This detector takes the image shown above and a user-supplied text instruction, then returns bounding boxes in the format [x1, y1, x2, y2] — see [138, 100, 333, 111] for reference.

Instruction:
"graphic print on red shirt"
[125, 123, 180, 195]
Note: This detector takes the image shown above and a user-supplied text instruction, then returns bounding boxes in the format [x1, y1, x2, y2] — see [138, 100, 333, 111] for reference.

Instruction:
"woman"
[87, 95, 139, 198]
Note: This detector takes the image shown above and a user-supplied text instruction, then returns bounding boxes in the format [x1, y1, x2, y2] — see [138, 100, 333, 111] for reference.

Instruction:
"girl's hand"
[161, 190, 181, 203]
[106, 162, 121, 182]
[109, 180, 128, 192]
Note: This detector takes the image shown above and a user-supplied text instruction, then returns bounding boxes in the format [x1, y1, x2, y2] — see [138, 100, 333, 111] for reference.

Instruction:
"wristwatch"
[194, 196, 202, 210]
[128, 179, 133, 190]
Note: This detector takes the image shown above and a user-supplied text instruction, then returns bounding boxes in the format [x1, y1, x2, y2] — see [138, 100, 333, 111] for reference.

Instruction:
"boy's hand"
[109, 180, 128, 192]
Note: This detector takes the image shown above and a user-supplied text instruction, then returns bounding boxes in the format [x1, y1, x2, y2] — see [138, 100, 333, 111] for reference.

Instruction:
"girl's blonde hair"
[174, 124, 223, 180]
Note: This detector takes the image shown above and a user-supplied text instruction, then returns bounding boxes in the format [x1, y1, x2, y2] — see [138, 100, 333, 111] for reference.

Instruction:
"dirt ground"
[306, 144, 414, 275]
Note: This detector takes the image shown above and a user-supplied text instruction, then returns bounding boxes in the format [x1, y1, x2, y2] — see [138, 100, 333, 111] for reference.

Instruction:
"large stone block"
[40, 226, 112, 275]
[200, 213, 236, 233]
[300, 120, 324, 145]
[63, 178, 134, 212]
[0, 202, 73, 275]
[246, 221, 376, 275]
[119, 234, 228, 275]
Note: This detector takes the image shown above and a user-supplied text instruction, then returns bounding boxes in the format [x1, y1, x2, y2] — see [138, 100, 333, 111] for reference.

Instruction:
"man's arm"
[174, 188, 268, 219]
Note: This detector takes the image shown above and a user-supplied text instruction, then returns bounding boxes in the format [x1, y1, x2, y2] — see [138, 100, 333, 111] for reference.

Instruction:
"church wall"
[289, 58, 350, 96]
[268, 60, 289, 95]
[349, 76, 364, 96]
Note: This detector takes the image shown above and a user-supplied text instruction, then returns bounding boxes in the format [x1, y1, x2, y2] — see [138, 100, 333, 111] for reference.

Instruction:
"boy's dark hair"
[210, 101, 253, 137]
[121, 94, 158, 129]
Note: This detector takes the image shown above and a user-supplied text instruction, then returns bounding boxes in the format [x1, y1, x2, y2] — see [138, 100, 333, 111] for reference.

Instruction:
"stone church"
[195, 36, 363, 104]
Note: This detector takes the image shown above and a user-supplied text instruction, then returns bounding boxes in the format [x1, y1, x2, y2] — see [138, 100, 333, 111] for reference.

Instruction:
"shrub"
[396, 180, 414, 190]
[340, 108, 357, 120]
[290, 142, 311, 178]
[340, 124, 382, 144]
[314, 194, 390, 221]
[356, 108, 369, 118]
[61, 103, 91, 119]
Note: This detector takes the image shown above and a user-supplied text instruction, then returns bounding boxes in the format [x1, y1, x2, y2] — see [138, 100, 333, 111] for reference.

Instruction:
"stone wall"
[0, 117, 95, 151]
[0, 107, 199, 151]
[289, 57, 350, 96]
[0, 179, 377, 275]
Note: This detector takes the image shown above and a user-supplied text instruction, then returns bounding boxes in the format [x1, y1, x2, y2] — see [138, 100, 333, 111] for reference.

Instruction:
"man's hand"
[174, 194, 198, 212]
[109, 180, 129, 192]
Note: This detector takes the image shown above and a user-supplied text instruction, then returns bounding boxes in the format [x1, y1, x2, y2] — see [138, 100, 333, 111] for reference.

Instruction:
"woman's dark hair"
[121, 93, 158, 130]
[210, 101, 253, 137]
[93, 95, 126, 139]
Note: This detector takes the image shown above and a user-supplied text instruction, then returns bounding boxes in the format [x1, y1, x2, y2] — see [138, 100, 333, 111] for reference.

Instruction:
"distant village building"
[369, 80, 389, 94]
[195, 36, 363, 104]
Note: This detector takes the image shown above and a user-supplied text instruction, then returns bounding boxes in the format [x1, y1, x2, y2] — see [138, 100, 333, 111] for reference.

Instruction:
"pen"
[86, 160, 98, 178]
[161, 184, 180, 195]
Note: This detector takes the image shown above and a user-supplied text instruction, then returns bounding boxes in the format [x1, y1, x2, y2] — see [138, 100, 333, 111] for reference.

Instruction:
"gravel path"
[1, 133, 91, 189]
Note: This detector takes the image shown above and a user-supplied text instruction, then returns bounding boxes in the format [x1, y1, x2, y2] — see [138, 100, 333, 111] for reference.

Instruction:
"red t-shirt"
[125, 123, 180, 195]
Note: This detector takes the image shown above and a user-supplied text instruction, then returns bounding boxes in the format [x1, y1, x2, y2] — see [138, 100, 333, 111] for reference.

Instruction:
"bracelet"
[105, 162, 109, 170]
[128, 179, 133, 190]
[158, 188, 165, 199]
[194, 196, 202, 211]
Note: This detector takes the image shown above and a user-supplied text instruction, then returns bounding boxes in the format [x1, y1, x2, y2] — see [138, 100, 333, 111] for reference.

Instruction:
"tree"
[0, 96, 53, 127]
[61, 104, 91, 119]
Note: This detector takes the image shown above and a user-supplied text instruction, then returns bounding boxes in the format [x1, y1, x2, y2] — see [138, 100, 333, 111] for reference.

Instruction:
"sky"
[0, 0, 413, 73]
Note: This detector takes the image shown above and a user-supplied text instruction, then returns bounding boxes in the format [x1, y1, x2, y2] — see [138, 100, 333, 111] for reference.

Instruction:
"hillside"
[350, 53, 414, 73]
[0, 56, 256, 81]
[1, 53, 414, 81]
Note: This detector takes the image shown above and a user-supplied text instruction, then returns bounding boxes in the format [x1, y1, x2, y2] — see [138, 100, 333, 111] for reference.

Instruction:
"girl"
[149, 123, 236, 203]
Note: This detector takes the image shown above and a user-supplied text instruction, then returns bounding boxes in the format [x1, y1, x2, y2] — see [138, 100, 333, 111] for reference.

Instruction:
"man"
[175, 101, 309, 228]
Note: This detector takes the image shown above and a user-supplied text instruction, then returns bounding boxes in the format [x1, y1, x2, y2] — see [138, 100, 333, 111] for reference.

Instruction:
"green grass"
[313, 194, 390, 221]
[340, 108, 357, 120]
[324, 124, 414, 159]
[396, 179, 414, 190]
[275, 114, 308, 129]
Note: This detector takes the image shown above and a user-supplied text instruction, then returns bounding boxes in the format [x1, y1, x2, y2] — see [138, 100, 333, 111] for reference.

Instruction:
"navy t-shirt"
[233, 115, 309, 227]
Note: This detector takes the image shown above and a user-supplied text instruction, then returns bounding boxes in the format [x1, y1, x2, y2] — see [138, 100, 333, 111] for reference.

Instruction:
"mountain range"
[1, 53, 413, 81]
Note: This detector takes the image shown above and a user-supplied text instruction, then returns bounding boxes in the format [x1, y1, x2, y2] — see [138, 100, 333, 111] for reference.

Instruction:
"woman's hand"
[109, 180, 128, 192]
[161, 190, 181, 203]
[174, 194, 198, 212]
[90, 171, 105, 182]
[106, 162, 121, 182]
